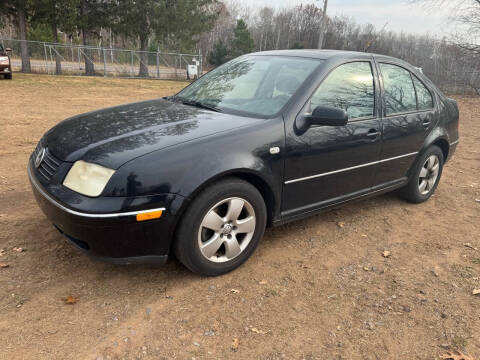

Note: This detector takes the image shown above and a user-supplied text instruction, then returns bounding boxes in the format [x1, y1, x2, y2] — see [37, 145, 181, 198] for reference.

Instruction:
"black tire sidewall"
[175, 178, 267, 276]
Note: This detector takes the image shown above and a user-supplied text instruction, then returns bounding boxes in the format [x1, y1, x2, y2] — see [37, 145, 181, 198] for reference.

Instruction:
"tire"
[174, 177, 267, 276]
[5, 73, 12, 80]
[399, 145, 444, 203]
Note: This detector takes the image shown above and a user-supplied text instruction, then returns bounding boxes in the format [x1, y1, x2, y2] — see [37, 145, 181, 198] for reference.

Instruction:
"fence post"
[43, 42, 49, 74]
[156, 50, 160, 79]
[198, 49, 203, 77]
[48, 45, 54, 74]
[103, 47, 107, 77]
[179, 55, 182, 80]
[131, 50, 134, 77]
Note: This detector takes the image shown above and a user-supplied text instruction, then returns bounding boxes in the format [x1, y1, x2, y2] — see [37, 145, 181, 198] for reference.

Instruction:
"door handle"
[366, 129, 381, 139]
[422, 120, 431, 128]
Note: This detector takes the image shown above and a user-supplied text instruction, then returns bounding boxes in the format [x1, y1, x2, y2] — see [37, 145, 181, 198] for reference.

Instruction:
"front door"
[282, 61, 382, 216]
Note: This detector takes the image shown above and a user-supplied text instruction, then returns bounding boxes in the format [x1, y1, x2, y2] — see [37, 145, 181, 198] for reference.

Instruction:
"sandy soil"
[0, 74, 479, 360]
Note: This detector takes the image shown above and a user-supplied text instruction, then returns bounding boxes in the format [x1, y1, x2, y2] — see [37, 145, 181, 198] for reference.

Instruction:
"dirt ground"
[0, 74, 479, 360]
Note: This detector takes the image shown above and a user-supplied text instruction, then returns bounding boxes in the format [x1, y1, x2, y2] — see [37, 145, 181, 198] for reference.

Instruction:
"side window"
[380, 63, 417, 115]
[308, 62, 375, 120]
[412, 75, 434, 110]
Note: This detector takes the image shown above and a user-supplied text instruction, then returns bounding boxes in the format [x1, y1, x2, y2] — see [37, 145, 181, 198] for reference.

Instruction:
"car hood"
[44, 98, 259, 169]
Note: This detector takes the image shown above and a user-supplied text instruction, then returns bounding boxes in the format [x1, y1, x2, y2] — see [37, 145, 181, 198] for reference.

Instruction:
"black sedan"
[29, 50, 459, 275]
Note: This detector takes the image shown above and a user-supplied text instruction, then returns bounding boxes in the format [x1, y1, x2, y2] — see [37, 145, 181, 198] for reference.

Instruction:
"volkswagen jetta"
[29, 50, 460, 275]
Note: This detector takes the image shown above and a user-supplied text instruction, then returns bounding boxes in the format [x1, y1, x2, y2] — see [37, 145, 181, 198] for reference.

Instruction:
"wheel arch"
[168, 169, 278, 255]
[431, 138, 449, 161]
[407, 135, 450, 180]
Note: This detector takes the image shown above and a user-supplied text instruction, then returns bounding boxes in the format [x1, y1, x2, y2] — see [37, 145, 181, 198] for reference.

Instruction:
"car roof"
[250, 49, 405, 64]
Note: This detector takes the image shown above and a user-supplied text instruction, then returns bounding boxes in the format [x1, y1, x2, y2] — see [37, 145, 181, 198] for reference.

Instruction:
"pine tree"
[230, 19, 255, 58]
[208, 40, 228, 66]
[114, 0, 218, 77]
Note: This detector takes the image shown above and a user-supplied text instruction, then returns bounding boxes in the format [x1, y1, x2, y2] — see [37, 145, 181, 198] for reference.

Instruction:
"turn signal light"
[136, 210, 163, 222]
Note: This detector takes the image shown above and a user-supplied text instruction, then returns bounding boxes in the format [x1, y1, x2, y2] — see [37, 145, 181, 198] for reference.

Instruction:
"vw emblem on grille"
[35, 147, 46, 168]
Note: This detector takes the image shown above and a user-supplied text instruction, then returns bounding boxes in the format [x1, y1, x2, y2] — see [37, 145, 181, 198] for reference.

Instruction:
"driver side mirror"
[5, 48, 12, 52]
[306, 105, 348, 126]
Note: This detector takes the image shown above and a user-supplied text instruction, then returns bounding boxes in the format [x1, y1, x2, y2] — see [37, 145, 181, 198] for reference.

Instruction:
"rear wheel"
[5, 72, 12, 80]
[174, 178, 267, 276]
[399, 145, 444, 203]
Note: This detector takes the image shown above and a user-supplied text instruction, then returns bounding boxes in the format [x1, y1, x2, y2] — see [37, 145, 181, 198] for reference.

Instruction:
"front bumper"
[28, 159, 183, 264]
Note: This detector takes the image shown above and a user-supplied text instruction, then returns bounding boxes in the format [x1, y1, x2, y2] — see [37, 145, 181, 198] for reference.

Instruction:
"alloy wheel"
[198, 197, 256, 263]
[418, 154, 440, 195]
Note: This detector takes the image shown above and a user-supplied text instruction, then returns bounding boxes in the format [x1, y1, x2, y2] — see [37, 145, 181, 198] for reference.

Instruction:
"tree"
[230, 19, 254, 58]
[410, 0, 480, 54]
[290, 42, 304, 49]
[317, 0, 328, 49]
[0, 0, 32, 72]
[208, 40, 228, 66]
[77, 0, 111, 76]
[113, 0, 218, 77]
[31, 0, 78, 74]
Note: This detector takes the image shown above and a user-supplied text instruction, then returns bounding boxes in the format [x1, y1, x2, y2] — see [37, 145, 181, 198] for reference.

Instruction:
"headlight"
[0, 56, 9, 65]
[63, 160, 115, 197]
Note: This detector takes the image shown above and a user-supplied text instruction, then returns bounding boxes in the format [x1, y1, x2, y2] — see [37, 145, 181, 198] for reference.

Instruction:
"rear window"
[412, 76, 434, 110]
[380, 63, 417, 115]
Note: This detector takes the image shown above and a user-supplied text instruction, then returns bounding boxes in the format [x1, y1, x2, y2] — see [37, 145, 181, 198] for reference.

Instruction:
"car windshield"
[176, 55, 322, 117]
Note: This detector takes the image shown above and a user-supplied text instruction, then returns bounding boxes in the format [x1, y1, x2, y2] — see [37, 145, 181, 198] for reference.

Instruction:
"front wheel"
[174, 178, 267, 276]
[399, 145, 444, 203]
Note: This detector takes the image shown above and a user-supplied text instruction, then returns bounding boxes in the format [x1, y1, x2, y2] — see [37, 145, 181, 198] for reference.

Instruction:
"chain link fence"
[1, 38, 202, 80]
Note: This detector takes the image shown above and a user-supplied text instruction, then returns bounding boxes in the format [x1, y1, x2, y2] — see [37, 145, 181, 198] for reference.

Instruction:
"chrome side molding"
[285, 152, 418, 184]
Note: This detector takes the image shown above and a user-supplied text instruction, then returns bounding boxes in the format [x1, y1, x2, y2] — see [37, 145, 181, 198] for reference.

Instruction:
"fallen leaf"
[473, 289, 480, 296]
[464, 243, 478, 251]
[64, 296, 79, 304]
[0, 249, 5, 256]
[231, 338, 239, 351]
[251, 327, 267, 334]
[382, 250, 391, 258]
[0, 263, 9, 268]
[475, 198, 480, 203]
[361, 234, 368, 238]
[258, 280, 267, 285]
[230, 289, 240, 294]
[363, 266, 370, 271]
[13, 247, 25, 252]
[440, 350, 475, 360]
[337, 221, 345, 228]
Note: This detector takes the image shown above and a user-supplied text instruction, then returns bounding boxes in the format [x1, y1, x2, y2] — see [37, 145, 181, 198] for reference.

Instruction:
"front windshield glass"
[176, 55, 322, 117]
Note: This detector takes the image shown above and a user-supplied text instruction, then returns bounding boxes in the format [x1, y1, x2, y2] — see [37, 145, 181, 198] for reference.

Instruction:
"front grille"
[33, 145, 61, 182]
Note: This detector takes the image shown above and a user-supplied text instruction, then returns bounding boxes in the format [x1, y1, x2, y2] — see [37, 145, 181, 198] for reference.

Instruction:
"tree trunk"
[138, 34, 149, 78]
[82, 30, 95, 76]
[17, 7, 31, 73]
[318, 0, 328, 49]
[52, 18, 62, 75]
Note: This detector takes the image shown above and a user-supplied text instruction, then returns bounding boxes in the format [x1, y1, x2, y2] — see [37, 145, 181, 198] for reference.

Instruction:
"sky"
[240, 0, 452, 36]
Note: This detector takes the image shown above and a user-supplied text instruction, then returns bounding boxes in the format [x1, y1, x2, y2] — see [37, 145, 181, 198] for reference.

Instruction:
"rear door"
[374, 62, 435, 186]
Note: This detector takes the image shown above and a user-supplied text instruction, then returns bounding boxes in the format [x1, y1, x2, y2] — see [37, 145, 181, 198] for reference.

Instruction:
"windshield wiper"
[175, 97, 222, 113]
